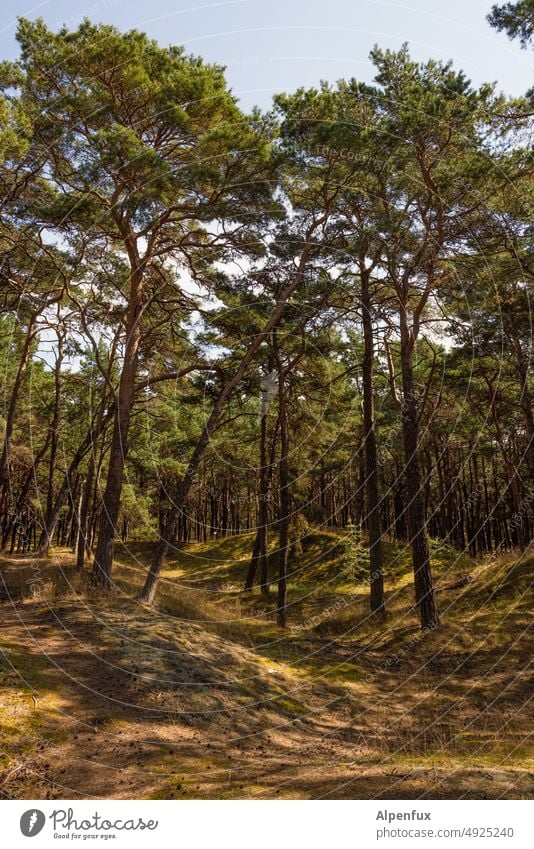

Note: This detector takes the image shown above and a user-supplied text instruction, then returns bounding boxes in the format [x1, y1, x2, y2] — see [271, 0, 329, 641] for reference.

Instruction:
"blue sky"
[1, 0, 531, 108]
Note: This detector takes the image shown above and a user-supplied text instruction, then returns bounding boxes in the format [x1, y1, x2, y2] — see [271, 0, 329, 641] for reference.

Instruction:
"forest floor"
[0, 530, 533, 800]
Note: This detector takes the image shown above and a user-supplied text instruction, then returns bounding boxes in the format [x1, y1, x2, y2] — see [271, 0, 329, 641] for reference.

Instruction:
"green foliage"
[488, 0, 534, 46]
[0, 20, 531, 629]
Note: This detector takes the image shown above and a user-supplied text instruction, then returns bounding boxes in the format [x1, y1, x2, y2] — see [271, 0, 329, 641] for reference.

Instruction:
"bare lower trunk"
[400, 308, 439, 630]
[245, 412, 279, 591]
[361, 272, 385, 615]
[512, 333, 534, 479]
[44, 328, 64, 534]
[71, 484, 84, 555]
[244, 529, 261, 591]
[0, 316, 38, 500]
[276, 370, 289, 628]
[76, 461, 95, 569]
[141, 533, 171, 605]
[92, 280, 143, 588]
[258, 411, 270, 596]
[140, 432, 211, 604]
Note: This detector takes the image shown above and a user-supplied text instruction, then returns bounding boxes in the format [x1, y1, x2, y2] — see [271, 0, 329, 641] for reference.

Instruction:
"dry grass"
[0, 533, 532, 799]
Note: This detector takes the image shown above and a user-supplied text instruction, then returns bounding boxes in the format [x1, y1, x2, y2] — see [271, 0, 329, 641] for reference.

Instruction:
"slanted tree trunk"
[76, 462, 95, 569]
[140, 248, 315, 604]
[140, 427, 214, 604]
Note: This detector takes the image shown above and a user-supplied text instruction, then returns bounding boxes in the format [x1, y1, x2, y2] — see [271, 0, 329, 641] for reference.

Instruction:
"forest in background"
[0, 1, 532, 631]
[0, 0, 533, 803]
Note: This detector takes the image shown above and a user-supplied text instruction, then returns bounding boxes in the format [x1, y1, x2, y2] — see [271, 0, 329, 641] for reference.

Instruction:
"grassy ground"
[0, 529, 532, 799]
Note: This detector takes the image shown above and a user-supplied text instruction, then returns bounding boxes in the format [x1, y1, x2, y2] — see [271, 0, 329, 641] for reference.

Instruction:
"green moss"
[275, 696, 308, 715]
[321, 661, 367, 683]
[41, 727, 70, 744]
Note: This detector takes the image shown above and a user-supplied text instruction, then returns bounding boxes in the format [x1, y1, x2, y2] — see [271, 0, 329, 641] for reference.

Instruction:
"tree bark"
[245, 411, 269, 591]
[92, 270, 143, 587]
[76, 460, 95, 570]
[399, 305, 439, 629]
[0, 315, 38, 500]
[511, 332, 534, 479]
[361, 270, 385, 615]
[44, 326, 64, 537]
[245, 411, 280, 591]
[276, 368, 289, 627]
[258, 408, 270, 596]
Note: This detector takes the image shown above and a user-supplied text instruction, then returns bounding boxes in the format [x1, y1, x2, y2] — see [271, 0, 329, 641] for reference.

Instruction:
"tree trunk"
[44, 327, 64, 537]
[245, 412, 280, 591]
[38, 406, 112, 555]
[71, 481, 84, 555]
[511, 333, 534, 479]
[361, 271, 385, 615]
[486, 376, 526, 551]
[0, 315, 38, 500]
[92, 273, 143, 587]
[399, 306, 439, 629]
[276, 369, 289, 627]
[258, 409, 270, 596]
[76, 461, 95, 569]
[140, 250, 316, 603]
